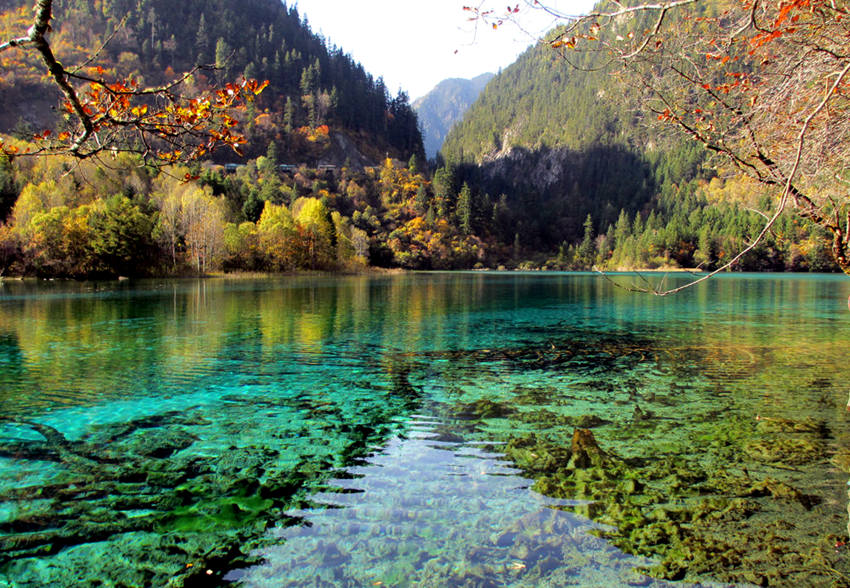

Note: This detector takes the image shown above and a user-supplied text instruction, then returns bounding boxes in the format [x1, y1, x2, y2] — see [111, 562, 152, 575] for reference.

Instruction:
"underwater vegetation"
[412, 335, 850, 586]
[0, 274, 848, 586]
[0, 386, 417, 586]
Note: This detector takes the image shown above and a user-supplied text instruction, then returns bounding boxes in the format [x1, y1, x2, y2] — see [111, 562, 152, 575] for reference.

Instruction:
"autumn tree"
[0, 0, 267, 164]
[180, 186, 226, 273]
[293, 196, 335, 269]
[257, 201, 299, 270]
[151, 173, 191, 270]
[25, 204, 95, 275]
[470, 0, 850, 288]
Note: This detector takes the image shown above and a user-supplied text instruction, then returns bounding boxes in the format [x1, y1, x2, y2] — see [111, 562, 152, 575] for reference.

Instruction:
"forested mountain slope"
[0, 0, 836, 276]
[413, 73, 494, 159]
[438, 14, 836, 272]
[441, 27, 689, 237]
[0, 0, 423, 164]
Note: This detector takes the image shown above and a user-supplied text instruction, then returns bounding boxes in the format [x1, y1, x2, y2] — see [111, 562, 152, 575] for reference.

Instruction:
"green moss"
[158, 493, 275, 532]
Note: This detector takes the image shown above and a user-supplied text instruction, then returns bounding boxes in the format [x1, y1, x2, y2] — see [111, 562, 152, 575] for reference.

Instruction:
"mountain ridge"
[413, 73, 494, 159]
[0, 0, 424, 164]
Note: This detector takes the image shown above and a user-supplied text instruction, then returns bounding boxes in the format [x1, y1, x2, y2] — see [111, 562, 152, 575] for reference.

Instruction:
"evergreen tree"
[195, 13, 209, 64]
[614, 209, 631, 250]
[414, 184, 429, 216]
[457, 183, 472, 234]
[408, 154, 420, 174]
[577, 214, 596, 268]
[283, 96, 295, 134]
[214, 37, 231, 72]
[432, 166, 455, 220]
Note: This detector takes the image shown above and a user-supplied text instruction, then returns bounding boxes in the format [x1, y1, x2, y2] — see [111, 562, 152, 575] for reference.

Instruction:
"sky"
[292, 0, 597, 101]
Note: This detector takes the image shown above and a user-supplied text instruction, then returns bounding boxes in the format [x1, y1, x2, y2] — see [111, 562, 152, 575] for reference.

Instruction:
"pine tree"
[195, 13, 209, 64]
[414, 184, 428, 215]
[577, 214, 596, 268]
[408, 154, 419, 174]
[457, 183, 473, 234]
[614, 209, 631, 250]
[283, 96, 295, 134]
[433, 166, 455, 220]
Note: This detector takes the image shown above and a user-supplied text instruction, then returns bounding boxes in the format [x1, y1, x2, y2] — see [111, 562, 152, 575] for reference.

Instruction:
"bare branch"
[0, 35, 34, 53]
[67, 15, 130, 75]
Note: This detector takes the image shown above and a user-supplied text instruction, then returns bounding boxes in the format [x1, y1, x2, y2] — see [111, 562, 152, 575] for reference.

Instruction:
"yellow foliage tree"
[257, 201, 299, 271]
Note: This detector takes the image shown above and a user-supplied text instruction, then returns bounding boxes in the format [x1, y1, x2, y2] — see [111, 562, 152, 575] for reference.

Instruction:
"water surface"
[0, 273, 848, 586]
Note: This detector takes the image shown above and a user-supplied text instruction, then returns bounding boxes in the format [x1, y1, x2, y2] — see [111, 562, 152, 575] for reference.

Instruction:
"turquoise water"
[0, 273, 848, 586]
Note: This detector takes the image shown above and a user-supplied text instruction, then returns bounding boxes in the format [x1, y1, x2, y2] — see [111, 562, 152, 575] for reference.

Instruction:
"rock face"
[479, 144, 569, 190]
[458, 143, 657, 245]
[322, 132, 375, 170]
[413, 73, 494, 159]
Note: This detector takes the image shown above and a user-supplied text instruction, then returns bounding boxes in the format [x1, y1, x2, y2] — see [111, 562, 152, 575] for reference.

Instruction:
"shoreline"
[3, 266, 847, 283]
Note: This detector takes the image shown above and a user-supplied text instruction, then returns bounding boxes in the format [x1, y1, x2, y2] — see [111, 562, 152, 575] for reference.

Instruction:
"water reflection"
[1, 274, 847, 415]
[0, 274, 848, 586]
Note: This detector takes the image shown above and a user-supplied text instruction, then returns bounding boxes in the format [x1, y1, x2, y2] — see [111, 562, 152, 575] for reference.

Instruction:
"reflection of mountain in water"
[228, 415, 674, 587]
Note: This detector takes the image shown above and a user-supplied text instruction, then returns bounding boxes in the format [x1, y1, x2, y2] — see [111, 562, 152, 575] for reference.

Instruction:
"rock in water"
[568, 428, 608, 469]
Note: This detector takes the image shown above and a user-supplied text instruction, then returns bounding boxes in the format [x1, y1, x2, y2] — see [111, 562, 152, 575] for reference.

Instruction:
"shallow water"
[227, 418, 665, 587]
[0, 273, 848, 586]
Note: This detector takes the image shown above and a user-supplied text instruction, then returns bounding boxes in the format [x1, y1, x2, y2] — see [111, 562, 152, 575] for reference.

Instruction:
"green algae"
[409, 327, 850, 586]
[497, 423, 846, 585]
[0, 380, 416, 586]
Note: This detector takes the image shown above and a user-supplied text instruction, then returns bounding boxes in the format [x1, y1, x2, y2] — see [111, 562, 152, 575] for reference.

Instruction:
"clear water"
[0, 273, 848, 587]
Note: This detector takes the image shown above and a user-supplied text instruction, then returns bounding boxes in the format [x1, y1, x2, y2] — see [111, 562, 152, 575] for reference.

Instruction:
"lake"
[0, 272, 848, 587]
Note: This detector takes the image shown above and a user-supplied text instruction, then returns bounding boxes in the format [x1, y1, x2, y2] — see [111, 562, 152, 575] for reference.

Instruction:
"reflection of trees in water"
[386, 331, 850, 585]
[0, 275, 490, 412]
[398, 328, 772, 381]
[0, 331, 25, 409]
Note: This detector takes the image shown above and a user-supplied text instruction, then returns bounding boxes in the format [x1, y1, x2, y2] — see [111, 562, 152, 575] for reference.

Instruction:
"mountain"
[440, 32, 684, 246]
[413, 73, 494, 159]
[0, 0, 423, 165]
[0, 1, 834, 275]
[441, 26, 666, 164]
[434, 15, 834, 272]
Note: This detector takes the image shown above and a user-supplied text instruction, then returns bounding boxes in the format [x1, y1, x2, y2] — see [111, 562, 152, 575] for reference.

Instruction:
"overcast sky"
[292, 0, 596, 101]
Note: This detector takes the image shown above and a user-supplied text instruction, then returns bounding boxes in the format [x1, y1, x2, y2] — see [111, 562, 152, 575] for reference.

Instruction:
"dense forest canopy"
[437, 0, 842, 274]
[0, 0, 840, 277]
[0, 0, 423, 163]
[453, 0, 850, 284]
